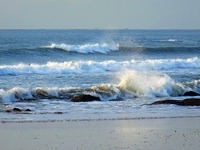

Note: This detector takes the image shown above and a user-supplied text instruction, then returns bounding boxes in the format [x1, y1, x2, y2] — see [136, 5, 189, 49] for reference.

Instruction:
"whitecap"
[41, 43, 119, 54]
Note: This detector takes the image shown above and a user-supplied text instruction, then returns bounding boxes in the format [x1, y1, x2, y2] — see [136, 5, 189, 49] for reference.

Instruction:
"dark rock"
[54, 112, 63, 114]
[2, 108, 32, 113]
[13, 108, 22, 112]
[148, 100, 183, 106]
[25, 108, 32, 111]
[183, 91, 200, 96]
[148, 98, 200, 106]
[71, 94, 101, 102]
[182, 98, 200, 106]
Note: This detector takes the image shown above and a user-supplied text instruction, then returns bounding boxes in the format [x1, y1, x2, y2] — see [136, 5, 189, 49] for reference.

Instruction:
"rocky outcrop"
[71, 94, 101, 102]
[148, 98, 200, 106]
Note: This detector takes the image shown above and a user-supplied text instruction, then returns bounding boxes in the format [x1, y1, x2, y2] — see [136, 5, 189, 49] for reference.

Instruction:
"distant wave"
[158, 39, 179, 42]
[41, 43, 200, 53]
[2, 43, 200, 56]
[0, 57, 199, 76]
[41, 43, 119, 54]
[168, 39, 178, 42]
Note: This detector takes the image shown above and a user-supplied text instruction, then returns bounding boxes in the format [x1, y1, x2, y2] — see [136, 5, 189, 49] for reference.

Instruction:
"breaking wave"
[41, 43, 119, 54]
[117, 70, 185, 97]
[0, 73, 199, 103]
[0, 57, 199, 76]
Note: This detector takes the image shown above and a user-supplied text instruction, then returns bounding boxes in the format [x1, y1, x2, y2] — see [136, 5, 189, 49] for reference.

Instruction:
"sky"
[0, 0, 200, 29]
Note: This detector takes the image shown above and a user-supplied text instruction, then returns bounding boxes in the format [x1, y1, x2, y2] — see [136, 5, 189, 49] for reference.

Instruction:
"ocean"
[0, 29, 200, 121]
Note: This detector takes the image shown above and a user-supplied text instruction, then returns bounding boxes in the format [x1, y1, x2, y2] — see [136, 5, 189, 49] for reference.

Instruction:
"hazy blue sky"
[0, 0, 200, 29]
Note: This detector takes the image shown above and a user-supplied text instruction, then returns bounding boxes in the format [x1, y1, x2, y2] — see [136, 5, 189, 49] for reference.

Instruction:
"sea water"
[0, 29, 200, 121]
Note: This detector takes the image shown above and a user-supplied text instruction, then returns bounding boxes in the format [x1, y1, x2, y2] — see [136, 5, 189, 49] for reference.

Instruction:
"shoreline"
[1, 115, 200, 124]
[1, 116, 200, 150]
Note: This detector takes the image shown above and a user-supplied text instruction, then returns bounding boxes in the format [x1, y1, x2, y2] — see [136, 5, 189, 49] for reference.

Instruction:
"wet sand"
[1, 117, 200, 150]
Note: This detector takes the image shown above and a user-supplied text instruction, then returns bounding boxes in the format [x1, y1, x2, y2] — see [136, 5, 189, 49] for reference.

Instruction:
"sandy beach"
[1, 117, 200, 150]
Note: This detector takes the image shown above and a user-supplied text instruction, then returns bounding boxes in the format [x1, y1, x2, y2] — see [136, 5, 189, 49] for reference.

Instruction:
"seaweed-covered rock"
[71, 94, 101, 102]
[34, 89, 58, 99]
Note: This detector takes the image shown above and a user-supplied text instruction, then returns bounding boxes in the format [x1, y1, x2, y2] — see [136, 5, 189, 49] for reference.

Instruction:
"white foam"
[142, 57, 200, 70]
[159, 39, 178, 42]
[0, 57, 199, 76]
[117, 70, 185, 97]
[42, 43, 119, 54]
[168, 39, 177, 42]
[184, 79, 200, 91]
[0, 87, 33, 103]
[0, 87, 68, 103]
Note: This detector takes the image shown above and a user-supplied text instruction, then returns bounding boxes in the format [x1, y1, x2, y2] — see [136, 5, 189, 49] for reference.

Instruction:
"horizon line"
[0, 28, 200, 30]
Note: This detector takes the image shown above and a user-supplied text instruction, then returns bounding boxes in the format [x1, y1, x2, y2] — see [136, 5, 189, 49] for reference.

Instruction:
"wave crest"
[41, 43, 119, 54]
[0, 57, 199, 76]
[0, 76, 200, 103]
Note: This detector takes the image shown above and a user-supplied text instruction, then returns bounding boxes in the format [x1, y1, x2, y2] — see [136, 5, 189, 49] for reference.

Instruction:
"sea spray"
[183, 79, 200, 92]
[117, 69, 185, 97]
